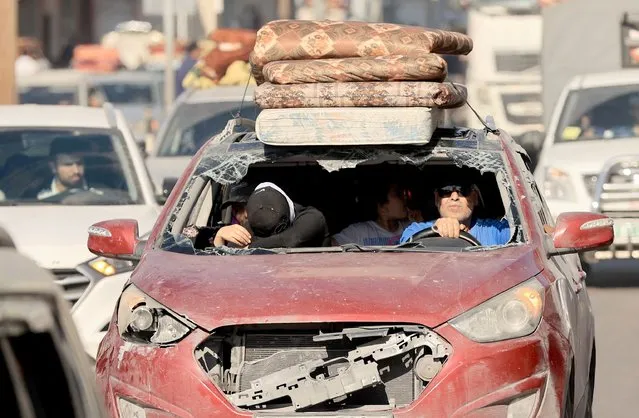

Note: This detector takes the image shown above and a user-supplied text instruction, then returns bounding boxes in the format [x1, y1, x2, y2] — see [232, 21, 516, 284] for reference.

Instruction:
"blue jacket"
[400, 218, 511, 246]
[175, 56, 197, 98]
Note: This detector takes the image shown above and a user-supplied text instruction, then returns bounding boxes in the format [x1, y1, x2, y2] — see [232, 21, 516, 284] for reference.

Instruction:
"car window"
[92, 83, 155, 104]
[0, 128, 144, 205]
[555, 84, 639, 142]
[157, 101, 261, 157]
[19, 86, 79, 105]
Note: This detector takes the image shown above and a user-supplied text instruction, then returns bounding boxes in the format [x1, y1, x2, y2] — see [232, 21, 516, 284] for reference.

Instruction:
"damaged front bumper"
[96, 318, 568, 418]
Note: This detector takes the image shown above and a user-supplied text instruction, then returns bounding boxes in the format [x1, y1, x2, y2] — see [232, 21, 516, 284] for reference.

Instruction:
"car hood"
[133, 245, 543, 330]
[145, 156, 193, 190]
[0, 205, 159, 269]
[541, 138, 639, 175]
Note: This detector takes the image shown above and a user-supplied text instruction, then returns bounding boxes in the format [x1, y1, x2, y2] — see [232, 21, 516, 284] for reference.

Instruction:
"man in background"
[175, 41, 200, 98]
[37, 137, 91, 200]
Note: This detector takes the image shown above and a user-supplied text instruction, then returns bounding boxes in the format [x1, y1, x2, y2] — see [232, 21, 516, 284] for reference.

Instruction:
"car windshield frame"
[0, 127, 146, 206]
[554, 83, 639, 143]
[156, 100, 262, 157]
[154, 134, 524, 256]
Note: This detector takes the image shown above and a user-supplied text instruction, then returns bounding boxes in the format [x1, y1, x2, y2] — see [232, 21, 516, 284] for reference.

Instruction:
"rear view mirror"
[550, 212, 614, 255]
[162, 177, 178, 199]
[156, 177, 178, 205]
[87, 219, 143, 261]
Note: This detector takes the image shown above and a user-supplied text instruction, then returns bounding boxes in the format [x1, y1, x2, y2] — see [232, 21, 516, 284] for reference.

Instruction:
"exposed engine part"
[195, 323, 452, 412]
[414, 355, 443, 381]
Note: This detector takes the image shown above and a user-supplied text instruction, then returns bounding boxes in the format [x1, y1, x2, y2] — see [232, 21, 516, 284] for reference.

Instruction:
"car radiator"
[196, 324, 452, 412]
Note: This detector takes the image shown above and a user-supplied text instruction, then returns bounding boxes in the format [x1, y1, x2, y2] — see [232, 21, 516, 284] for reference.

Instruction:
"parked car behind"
[91, 115, 609, 417]
[145, 86, 259, 193]
[534, 68, 639, 270]
[0, 104, 162, 360]
[0, 228, 106, 418]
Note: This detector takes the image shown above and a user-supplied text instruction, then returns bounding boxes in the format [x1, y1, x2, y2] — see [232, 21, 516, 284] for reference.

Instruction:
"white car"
[0, 104, 162, 359]
[145, 86, 259, 195]
[534, 69, 639, 266]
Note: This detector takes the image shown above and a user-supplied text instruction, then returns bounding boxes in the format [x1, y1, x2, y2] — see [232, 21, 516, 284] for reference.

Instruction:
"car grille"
[49, 269, 90, 305]
[495, 53, 540, 73]
[501, 92, 542, 125]
[583, 174, 599, 199]
[593, 159, 639, 217]
[195, 323, 451, 412]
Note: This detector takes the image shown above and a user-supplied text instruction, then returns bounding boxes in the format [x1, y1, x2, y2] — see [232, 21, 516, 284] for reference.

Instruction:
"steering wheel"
[407, 226, 481, 247]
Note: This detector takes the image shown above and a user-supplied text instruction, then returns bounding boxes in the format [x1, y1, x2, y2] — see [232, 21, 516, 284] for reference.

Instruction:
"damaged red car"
[90, 119, 612, 418]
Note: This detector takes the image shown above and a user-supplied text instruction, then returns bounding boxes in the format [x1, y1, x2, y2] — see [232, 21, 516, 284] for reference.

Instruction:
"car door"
[522, 158, 593, 409]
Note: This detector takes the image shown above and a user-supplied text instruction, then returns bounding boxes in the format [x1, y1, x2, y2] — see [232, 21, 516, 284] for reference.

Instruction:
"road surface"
[587, 260, 639, 417]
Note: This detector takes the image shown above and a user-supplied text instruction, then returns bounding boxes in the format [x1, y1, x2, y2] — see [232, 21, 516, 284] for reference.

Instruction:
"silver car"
[145, 85, 260, 196]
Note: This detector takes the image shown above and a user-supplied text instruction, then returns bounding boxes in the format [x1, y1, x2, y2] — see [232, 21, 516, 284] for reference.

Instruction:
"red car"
[90, 121, 612, 418]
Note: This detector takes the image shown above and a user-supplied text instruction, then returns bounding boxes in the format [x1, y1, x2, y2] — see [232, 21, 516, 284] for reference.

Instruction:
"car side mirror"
[87, 219, 144, 261]
[550, 212, 614, 255]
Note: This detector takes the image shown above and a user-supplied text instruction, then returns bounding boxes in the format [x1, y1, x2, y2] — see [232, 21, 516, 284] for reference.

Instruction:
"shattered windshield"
[0, 128, 144, 205]
[157, 101, 261, 157]
[555, 85, 639, 142]
[157, 130, 523, 255]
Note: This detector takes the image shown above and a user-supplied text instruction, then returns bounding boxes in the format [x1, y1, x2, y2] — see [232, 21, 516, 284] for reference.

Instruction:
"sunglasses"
[436, 184, 474, 198]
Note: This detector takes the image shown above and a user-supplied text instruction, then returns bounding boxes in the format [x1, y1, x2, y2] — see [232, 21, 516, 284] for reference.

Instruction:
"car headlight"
[117, 284, 194, 345]
[450, 278, 544, 343]
[86, 256, 134, 277]
[542, 167, 576, 201]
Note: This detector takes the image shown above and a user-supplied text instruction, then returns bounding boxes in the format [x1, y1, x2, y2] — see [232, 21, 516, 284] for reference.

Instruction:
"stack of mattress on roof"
[248, 20, 473, 146]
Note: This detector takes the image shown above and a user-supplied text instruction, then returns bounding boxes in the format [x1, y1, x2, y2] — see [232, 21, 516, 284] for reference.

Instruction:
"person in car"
[37, 137, 91, 200]
[332, 179, 411, 246]
[400, 176, 511, 246]
[213, 182, 329, 249]
[209, 182, 254, 247]
[182, 181, 253, 247]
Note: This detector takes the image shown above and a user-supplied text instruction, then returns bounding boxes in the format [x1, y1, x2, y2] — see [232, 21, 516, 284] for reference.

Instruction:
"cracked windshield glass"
[159, 137, 522, 256]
